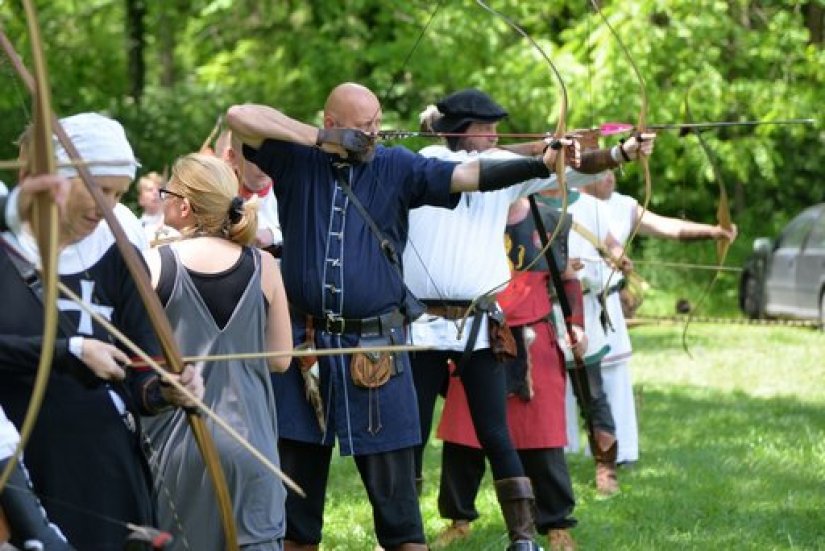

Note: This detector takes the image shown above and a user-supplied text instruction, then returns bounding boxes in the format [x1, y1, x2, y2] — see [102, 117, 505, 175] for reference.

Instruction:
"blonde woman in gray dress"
[143, 153, 292, 550]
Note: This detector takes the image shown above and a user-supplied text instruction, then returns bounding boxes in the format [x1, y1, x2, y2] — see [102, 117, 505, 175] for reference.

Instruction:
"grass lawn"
[320, 323, 825, 550]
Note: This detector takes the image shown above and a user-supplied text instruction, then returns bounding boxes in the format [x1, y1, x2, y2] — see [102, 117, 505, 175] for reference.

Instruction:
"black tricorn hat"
[431, 88, 508, 133]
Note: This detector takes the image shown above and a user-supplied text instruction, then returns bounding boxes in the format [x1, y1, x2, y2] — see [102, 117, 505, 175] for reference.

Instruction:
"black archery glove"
[316, 128, 375, 163]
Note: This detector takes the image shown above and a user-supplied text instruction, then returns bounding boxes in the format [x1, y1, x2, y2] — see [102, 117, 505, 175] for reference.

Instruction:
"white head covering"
[53, 112, 140, 180]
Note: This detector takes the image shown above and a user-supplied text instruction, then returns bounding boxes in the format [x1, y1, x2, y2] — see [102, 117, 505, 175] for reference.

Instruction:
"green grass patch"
[320, 324, 825, 550]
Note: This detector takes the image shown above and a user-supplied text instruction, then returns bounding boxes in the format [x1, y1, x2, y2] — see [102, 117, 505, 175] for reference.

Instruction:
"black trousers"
[571, 359, 616, 434]
[439, 442, 577, 534]
[278, 438, 425, 547]
[411, 348, 524, 481]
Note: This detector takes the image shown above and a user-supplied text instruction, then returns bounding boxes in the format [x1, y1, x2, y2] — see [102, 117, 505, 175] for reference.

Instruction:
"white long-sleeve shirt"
[404, 145, 603, 350]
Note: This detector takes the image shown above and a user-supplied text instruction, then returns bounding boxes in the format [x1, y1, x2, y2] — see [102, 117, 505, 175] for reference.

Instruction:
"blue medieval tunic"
[245, 140, 458, 455]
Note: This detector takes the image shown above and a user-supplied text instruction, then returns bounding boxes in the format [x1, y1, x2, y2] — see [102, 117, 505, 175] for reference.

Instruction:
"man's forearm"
[577, 147, 622, 174]
[226, 104, 318, 149]
[452, 157, 555, 193]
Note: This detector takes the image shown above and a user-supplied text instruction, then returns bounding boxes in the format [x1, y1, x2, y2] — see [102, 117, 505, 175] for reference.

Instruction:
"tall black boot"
[494, 477, 541, 551]
[0, 457, 74, 550]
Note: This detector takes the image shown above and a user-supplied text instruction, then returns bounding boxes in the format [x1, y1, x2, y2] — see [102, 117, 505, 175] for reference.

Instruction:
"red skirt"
[437, 273, 568, 449]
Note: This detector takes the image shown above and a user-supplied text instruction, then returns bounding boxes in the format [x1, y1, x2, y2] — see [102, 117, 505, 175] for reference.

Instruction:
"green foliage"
[0, 1, 821, 285]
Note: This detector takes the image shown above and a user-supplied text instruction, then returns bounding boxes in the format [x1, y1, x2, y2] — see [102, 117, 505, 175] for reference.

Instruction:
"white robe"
[565, 191, 640, 463]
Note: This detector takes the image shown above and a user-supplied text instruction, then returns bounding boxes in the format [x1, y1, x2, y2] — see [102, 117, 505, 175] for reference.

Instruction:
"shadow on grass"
[565, 387, 825, 550]
[320, 387, 825, 550]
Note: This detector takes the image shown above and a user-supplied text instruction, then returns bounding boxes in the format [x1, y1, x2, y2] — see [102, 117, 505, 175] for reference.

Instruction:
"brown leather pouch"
[350, 351, 394, 388]
[298, 316, 318, 371]
[489, 318, 518, 362]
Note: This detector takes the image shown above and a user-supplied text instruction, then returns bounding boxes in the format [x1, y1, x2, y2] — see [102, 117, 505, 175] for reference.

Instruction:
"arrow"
[376, 118, 815, 141]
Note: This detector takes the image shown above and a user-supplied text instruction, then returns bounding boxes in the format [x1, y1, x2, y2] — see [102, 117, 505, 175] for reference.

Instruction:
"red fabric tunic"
[437, 271, 568, 449]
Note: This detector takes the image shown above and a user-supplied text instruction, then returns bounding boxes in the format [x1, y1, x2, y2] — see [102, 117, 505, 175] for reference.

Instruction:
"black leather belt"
[311, 310, 406, 336]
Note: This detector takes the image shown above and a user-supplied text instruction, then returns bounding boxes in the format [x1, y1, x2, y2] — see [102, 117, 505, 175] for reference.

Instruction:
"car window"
[804, 208, 825, 249]
[777, 206, 820, 250]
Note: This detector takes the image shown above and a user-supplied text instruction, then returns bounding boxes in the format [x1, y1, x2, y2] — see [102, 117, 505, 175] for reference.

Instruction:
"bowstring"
[369, 0, 462, 333]
[466, 0, 570, 325]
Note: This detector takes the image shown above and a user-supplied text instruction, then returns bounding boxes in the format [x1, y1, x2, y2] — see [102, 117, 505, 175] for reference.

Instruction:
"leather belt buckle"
[325, 313, 346, 334]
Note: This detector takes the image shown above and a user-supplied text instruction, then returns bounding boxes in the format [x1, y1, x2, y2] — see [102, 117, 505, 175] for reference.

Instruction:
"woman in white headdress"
[0, 113, 202, 550]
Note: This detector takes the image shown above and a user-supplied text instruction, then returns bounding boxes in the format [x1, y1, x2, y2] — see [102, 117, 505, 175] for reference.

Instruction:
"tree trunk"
[804, 3, 823, 44]
[125, 0, 146, 102]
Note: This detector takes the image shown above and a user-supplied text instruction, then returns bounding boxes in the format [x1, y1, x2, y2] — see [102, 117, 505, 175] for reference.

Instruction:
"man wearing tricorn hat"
[407, 88, 654, 550]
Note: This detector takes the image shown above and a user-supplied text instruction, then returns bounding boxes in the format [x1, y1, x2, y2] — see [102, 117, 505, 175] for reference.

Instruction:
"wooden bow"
[590, 0, 652, 320]
[472, 1, 572, 297]
[681, 90, 734, 356]
[0, 11, 240, 549]
[0, 0, 59, 495]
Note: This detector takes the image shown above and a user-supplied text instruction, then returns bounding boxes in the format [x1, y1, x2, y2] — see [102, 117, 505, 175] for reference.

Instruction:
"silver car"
[739, 203, 825, 324]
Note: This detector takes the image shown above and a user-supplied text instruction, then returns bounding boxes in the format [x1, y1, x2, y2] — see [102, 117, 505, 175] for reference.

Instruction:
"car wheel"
[742, 273, 765, 319]
[819, 291, 825, 331]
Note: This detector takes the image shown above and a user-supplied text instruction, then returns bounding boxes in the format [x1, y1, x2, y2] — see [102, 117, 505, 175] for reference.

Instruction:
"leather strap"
[331, 162, 424, 320]
[310, 309, 405, 336]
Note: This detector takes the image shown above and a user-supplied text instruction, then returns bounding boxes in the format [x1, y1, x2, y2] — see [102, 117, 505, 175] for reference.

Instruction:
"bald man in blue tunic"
[227, 82, 574, 551]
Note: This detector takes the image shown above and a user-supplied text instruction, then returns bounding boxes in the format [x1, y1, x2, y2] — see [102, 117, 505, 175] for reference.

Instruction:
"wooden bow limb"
[199, 114, 224, 154]
[0, 158, 140, 171]
[590, 0, 652, 324]
[0, 2, 59, 495]
[129, 343, 434, 370]
[472, 0, 572, 297]
[0, 27, 240, 549]
[680, 91, 734, 357]
[57, 282, 306, 498]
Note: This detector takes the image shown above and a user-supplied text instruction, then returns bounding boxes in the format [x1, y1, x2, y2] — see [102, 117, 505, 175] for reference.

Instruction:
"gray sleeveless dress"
[144, 246, 285, 550]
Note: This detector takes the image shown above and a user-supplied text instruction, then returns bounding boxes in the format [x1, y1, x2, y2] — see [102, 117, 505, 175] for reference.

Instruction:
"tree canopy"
[0, 0, 822, 236]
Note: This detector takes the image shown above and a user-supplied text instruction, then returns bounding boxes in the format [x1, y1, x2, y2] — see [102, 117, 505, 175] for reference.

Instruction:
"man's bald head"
[323, 82, 382, 133]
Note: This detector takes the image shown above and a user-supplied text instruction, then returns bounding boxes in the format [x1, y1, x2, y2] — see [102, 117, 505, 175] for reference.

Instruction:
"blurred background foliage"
[0, 0, 822, 313]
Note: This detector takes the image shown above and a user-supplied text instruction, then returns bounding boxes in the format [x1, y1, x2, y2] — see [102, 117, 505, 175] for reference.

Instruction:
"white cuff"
[69, 336, 84, 360]
[5, 186, 22, 234]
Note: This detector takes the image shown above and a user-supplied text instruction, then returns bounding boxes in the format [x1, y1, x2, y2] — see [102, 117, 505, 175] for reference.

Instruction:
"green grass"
[320, 323, 825, 550]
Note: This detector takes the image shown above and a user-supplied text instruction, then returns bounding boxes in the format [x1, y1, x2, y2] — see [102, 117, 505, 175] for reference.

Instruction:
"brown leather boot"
[593, 430, 619, 496]
[432, 519, 471, 549]
[548, 528, 576, 551]
[283, 541, 319, 550]
[494, 477, 541, 550]
[415, 477, 424, 497]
